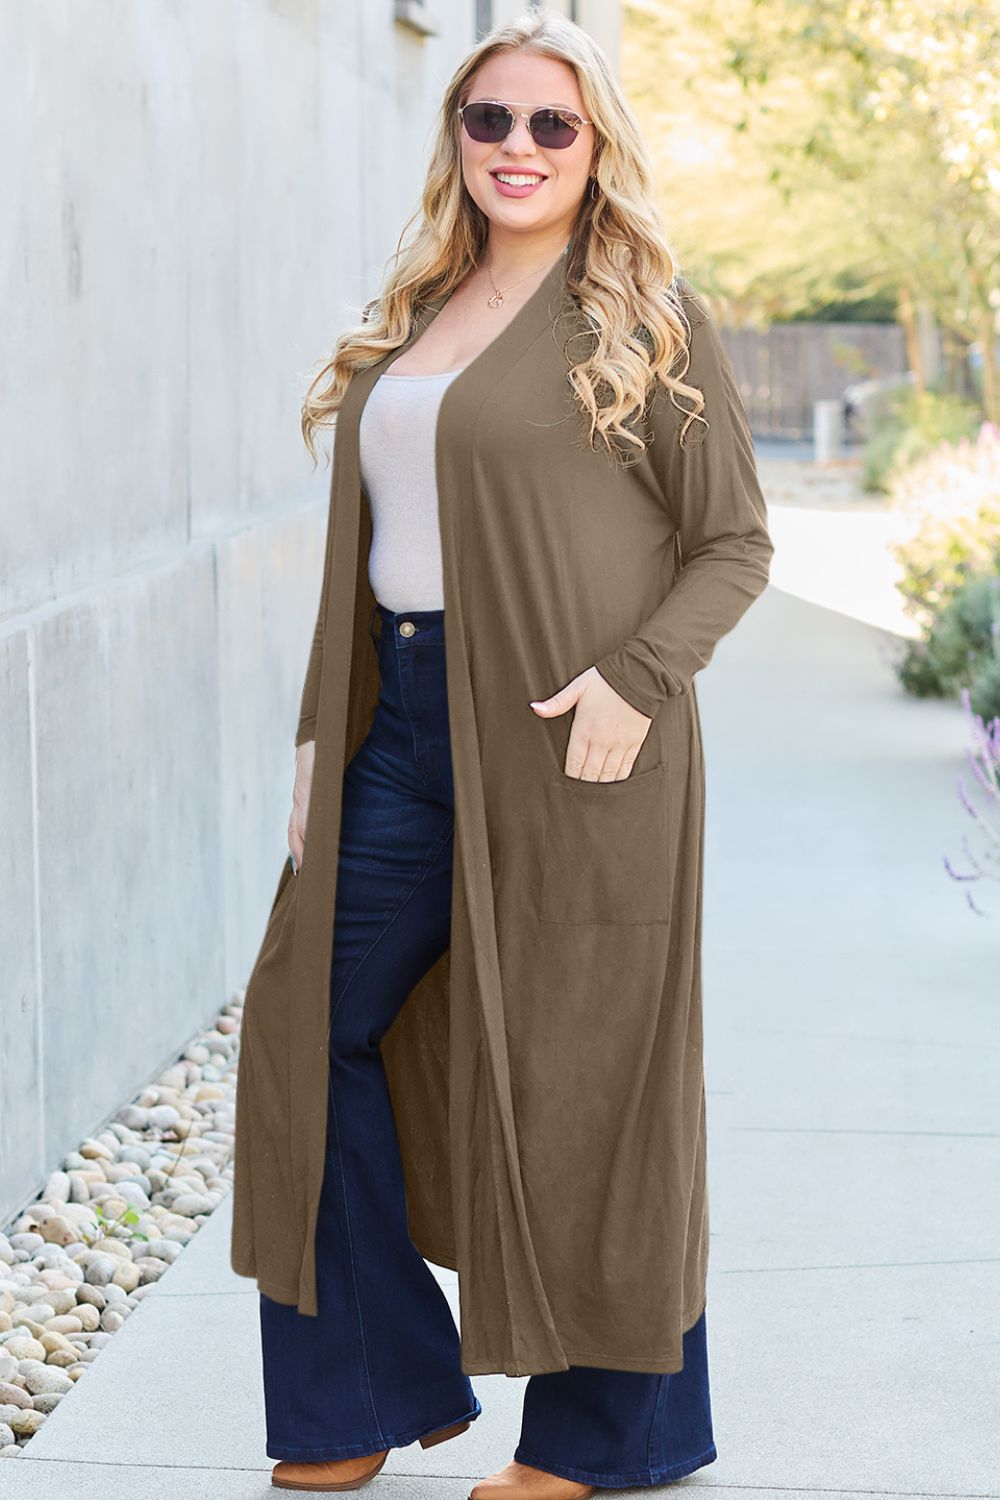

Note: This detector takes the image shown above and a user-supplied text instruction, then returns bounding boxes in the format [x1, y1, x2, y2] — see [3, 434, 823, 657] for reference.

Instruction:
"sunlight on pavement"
[758, 456, 919, 639]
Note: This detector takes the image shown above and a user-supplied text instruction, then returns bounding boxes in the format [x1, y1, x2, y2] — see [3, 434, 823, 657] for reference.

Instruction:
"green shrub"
[969, 649, 1000, 724]
[887, 422, 1000, 632]
[864, 386, 983, 493]
[889, 422, 1000, 716]
[897, 573, 1000, 701]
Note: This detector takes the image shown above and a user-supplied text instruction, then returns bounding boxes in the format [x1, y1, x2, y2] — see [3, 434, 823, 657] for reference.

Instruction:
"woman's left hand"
[530, 667, 653, 781]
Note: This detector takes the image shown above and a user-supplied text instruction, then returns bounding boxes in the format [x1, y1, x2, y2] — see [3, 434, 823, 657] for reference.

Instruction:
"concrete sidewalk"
[3, 574, 997, 1498]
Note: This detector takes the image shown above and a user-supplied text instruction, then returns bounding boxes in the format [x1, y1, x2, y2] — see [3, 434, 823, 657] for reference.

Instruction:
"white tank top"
[359, 367, 465, 612]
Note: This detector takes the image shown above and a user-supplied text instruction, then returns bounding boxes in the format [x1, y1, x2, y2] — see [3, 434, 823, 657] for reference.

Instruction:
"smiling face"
[459, 50, 596, 244]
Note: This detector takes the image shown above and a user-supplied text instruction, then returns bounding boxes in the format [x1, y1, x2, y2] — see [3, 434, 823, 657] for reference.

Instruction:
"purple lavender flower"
[945, 688, 1000, 914]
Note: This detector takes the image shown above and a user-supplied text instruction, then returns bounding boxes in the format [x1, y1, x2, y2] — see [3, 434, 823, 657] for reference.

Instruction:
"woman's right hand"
[288, 741, 315, 873]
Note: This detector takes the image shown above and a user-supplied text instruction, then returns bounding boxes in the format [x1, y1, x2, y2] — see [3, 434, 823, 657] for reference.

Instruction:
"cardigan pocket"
[538, 760, 676, 925]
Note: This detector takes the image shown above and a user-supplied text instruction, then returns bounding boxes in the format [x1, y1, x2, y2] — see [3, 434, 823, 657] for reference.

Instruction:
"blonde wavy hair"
[300, 7, 707, 469]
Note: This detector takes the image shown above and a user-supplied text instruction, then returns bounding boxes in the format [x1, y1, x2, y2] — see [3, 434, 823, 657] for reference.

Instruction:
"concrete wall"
[0, 2, 620, 1225]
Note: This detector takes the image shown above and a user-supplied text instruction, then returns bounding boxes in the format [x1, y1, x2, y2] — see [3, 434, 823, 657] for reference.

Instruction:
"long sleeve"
[593, 281, 774, 719]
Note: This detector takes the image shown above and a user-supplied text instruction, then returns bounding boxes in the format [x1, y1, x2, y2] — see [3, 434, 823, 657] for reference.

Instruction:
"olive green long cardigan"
[230, 253, 774, 1376]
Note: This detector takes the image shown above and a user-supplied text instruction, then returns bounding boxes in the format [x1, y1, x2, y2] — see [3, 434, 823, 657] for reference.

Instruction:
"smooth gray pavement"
[2, 580, 997, 1499]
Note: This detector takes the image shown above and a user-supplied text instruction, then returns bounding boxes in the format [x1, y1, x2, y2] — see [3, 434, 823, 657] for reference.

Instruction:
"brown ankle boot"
[468, 1459, 595, 1500]
[271, 1418, 472, 1491]
[271, 1449, 389, 1491]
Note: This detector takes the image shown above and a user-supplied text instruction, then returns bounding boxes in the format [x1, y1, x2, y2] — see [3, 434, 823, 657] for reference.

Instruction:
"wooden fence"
[720, 320, 908, 439]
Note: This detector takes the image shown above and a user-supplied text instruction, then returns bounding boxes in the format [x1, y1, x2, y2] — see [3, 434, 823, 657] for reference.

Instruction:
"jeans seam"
[395, 645, 433, 785]
[327, 1077, 386, 1450]
[328, 816, 454, 1037]
[323, 818, 455, 1446]
[646, 1370, 668, 1474]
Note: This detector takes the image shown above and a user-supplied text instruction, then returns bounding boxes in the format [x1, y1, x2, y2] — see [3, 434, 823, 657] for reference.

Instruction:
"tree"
[624, 0, 1000, 415]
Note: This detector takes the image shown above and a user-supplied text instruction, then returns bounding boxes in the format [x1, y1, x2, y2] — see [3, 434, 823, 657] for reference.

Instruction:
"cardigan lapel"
[332, 248, 576, 556]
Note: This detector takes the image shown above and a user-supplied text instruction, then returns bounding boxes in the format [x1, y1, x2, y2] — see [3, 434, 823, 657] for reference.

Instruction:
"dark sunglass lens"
[530, 108, 579, 148]
[463, 102, 511, 143]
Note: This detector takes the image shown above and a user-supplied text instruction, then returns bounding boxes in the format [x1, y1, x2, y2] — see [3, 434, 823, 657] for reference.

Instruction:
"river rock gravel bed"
[0, 993, 245, 1457]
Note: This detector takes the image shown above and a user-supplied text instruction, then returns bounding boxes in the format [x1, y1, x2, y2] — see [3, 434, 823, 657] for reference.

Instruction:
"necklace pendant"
[487, 289, 504, 309]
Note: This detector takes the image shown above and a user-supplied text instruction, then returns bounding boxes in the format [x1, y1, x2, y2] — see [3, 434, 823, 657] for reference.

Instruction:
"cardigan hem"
[232, 1269, 705, 1366]
[459, 1293, 707, 1377]
[460, 1350, 686, 1376]
[233, 1265, 304, 1305]
[411, 1243, 459, 1273]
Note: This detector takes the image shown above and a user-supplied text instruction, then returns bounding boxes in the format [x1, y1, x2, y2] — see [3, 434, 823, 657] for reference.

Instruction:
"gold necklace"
[484, 247, 566, 309]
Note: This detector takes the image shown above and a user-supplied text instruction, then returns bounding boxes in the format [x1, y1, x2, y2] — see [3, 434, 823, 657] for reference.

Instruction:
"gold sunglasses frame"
[457, 98, 593, 145]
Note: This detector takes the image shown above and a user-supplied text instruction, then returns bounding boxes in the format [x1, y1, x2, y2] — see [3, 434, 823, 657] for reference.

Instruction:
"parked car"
[842, 370, 916, 441]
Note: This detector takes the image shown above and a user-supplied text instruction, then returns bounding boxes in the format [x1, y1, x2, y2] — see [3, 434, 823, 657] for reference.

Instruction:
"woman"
[230, 8, 774, 1497]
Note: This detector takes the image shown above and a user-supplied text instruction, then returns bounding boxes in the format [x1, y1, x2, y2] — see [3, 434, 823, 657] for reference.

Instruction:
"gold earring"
[589, 175, 600, 201]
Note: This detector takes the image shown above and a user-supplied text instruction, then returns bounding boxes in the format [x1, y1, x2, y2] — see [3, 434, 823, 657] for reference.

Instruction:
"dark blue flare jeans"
[258, 602, 718, 1489]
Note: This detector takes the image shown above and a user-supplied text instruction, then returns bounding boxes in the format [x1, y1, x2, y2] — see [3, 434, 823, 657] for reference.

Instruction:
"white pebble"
[42, 1290, 77, 1318]
[7, 1236, 43, 1256]
[133, 1258, 168, 1284]
[116, 1105, 150, 1131]
[114, 1182, 150, 1211]
[8, 1409, 46, 1436]
[90, 1239, 132, 1263]
[2, 1338, 44, 1362]
[21, 1363, 72, 1396]
[15, 1303, 55, 1325]
[73, 1305, 100, 1332]
[79, 1139, 114, 1162]
[148, 1105, 181, 1130]
[45, 1315, 83, 1336]
[38, 1266, 83, 1290]
[30, 1392, 65, 1414]
[168, 1194, 211, 1217]
[75, 1256, 114, 1288]
[38, 1217, 77, 1248]
[117, 1146, 151, 1169]
[110, 1263, 140, 1294]
[43, 1172, 70, 1203]
[157, 1068, 187, 1090]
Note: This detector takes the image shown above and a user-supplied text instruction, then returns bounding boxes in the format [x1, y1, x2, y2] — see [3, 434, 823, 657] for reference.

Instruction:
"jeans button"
[398, 620, 416, 637]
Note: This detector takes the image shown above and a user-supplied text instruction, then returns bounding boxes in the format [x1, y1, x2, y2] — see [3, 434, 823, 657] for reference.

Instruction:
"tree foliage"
[623, 0, 1000, 412]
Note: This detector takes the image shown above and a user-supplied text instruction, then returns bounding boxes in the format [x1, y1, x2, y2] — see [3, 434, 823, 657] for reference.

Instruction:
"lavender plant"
[945, 687, 1000, 915]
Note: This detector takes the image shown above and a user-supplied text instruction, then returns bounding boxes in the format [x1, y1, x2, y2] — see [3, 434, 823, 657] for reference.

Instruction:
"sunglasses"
[458, 98, 593, 150]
